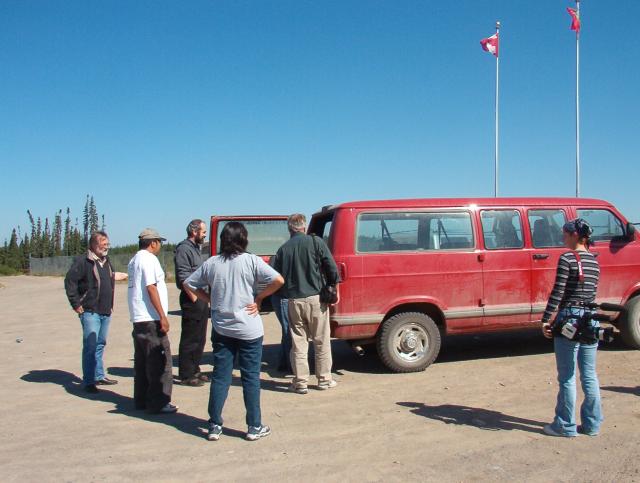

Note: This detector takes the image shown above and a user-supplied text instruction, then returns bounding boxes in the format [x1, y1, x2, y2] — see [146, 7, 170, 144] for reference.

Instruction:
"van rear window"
[216, 219, 290, 256]
[356, 212, 474, 253]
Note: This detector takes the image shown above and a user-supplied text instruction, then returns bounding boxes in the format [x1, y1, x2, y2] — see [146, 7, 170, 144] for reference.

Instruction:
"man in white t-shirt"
[127, 228, 177, 414]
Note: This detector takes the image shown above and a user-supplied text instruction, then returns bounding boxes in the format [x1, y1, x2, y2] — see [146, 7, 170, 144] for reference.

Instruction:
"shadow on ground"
[397, 401, 545, 434]
[601, 385, 640, 397]
[107, 328, 634, 383]
[18, 369, 250, 440]
[106, 365, 290, 394]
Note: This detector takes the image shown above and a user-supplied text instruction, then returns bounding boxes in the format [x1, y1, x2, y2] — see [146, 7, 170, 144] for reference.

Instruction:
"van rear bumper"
[330, 315, 383, 339]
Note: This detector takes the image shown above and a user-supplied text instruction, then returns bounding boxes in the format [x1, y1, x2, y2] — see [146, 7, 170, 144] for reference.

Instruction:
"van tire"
[376, 312, 441, 373]
[619, 296, 640, 349]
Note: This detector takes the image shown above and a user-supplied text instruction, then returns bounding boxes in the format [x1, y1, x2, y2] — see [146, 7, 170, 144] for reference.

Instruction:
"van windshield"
[216, 219, 290, 255]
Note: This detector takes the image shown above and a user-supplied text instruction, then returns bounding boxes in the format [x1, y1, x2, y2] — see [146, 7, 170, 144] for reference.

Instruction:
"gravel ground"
[1, 275, 639, 482]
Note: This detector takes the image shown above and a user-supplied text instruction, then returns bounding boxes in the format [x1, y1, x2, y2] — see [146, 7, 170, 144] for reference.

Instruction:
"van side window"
[481, 210, 524, 249]
[322, 221, 333, 244]
[576, 209, 625, 241]
[356, 212, 474, 252]
[528, 209, 566, 248]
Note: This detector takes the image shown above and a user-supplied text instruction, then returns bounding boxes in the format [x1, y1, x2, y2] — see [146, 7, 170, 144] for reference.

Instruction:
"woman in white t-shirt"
[184, 222, 284, 442]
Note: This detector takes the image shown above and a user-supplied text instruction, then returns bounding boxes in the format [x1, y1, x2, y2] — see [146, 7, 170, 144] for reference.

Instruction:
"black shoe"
[84, 384, 99, 394]
[195, 372, 210, 383]
[277, 365, 293, 376]
[96, 378, 118, 386]
[180, 377, 205, 387]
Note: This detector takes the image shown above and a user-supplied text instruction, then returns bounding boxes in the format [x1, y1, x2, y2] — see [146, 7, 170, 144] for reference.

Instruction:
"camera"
[552, 302, 624, 343]
[580, 324, 615, 343]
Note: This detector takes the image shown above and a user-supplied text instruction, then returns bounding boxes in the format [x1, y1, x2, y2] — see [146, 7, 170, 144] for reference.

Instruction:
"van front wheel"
[376, 312, 441, 373]
[619, 296, 640, 349]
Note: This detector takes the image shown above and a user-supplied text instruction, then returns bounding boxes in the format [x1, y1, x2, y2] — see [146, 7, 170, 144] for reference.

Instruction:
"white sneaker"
[207, 424, 222, 441]
[288, 384, 308, 395]
[246, 425, 271, 441]
[317, 380, 338, 390]
[543, 424, 575, 437]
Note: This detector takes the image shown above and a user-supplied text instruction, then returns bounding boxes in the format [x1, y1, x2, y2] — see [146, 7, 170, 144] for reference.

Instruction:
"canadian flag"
[567, 7, 581, 33]
[480, 33, 499, 57]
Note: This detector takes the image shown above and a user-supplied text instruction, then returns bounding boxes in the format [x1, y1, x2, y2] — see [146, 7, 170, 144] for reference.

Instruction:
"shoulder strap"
[572, 250, 585, 283]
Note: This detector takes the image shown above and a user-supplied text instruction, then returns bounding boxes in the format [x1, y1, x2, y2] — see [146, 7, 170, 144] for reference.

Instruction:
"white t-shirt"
[127, 250, 168, 323]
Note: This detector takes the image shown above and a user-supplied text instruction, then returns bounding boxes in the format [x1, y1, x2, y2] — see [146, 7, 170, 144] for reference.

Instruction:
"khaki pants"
[288, 294, 332, 388]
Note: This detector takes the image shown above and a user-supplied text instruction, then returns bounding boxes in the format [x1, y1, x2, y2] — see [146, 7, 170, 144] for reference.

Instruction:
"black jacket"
[174, 238, 209, 318]
[64, 252, 115, 313]
[174, 239, 205, 289]
[271, 233, 340, 300]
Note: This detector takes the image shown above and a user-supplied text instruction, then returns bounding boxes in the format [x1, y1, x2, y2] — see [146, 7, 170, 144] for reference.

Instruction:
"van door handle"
[533, 254, 549, 260]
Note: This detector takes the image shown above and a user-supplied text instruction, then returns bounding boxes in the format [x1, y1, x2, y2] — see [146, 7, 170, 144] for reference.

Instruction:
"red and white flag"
[567, 7, 581, 33]
[480, 33, 499, 57]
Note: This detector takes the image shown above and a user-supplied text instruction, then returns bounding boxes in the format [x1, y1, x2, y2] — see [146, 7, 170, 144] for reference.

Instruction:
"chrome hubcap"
[393, 323, 429, 362]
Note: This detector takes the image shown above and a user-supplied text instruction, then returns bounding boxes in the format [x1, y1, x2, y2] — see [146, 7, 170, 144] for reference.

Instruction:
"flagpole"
[495, 21, 500, 197]
[575, 1, 580, 197]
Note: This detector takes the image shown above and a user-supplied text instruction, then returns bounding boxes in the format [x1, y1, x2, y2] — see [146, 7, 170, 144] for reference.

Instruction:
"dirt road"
[1, 276, 639, 482]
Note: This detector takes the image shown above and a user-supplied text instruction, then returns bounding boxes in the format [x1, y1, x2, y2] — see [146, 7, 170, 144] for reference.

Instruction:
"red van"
[307, 198, 640, 372]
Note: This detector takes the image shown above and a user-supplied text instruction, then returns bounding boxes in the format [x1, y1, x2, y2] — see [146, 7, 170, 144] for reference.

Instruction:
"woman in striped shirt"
[541, 218, 602, 438]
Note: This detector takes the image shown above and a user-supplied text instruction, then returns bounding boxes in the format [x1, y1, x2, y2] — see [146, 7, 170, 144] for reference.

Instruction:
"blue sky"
[1, 1, 638, 245]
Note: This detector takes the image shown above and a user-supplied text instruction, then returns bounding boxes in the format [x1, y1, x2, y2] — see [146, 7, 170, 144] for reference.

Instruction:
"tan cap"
[138, 228, 167, 241]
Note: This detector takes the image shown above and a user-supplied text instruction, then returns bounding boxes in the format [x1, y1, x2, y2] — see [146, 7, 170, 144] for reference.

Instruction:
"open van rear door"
[208, 216, 290, 312]
[208, 215, 289, 260]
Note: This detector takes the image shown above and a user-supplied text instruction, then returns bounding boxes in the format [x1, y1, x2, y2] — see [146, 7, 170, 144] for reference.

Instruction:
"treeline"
[0, 195, 104, 273]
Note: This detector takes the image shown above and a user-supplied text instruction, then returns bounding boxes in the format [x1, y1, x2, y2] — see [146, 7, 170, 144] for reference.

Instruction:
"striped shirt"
[542, 250, 600, 324]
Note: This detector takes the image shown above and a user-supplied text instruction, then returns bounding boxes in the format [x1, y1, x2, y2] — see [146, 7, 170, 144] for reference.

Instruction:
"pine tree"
[82, 194, 90, 248]
[34, 217, 42, 258]
[101, 214, 106, 231]
[53, 210, 63, 255]
[73, 218, 83, 255]
[42, 218, 51, 257]
[63, 208, 71, 255]
[7, 229, 21, 269]
[21, 234, 30, 270]
[27, 210, 36, 242]
[89, 196, 99, 235]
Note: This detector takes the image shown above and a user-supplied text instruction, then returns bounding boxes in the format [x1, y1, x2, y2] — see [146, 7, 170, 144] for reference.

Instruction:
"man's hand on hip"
[74, 306, 84, 315]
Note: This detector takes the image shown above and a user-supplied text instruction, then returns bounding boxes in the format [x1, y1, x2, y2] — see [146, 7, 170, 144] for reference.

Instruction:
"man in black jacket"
[174, 219, 210, 386]
[64, 231, 128, 393]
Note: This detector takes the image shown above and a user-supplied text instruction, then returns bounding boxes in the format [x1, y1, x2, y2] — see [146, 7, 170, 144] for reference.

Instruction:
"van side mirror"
[627, 223, 637, 241]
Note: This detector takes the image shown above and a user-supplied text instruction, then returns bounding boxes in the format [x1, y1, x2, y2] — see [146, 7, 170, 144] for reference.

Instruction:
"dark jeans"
[271, 294, 292, 372]
[208, 330, 263, 428]
[132, 321, 173, 412]
[178, 291, 209, 380]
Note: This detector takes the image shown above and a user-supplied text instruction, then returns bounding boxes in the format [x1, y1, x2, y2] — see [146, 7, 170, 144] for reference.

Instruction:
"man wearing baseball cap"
[127, 228, 177, 414]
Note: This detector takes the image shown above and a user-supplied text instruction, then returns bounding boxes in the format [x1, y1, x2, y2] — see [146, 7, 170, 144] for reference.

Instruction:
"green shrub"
[0, 264, 20, 276]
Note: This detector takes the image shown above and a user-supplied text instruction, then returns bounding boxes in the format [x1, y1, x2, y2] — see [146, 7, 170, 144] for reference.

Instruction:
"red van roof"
[321, 197, 611, 211]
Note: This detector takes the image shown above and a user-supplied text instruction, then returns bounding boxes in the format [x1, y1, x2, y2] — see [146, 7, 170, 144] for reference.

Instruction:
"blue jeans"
[208, 331, 263, 428]
[79, 312, 111, 385]
[271, 295, 291, 371]
[551, 308, 603, 436]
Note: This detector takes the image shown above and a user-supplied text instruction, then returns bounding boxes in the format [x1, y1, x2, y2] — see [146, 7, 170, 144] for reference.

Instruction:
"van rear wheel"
[376, 312, 441, 373]
[619, 296, 640, 349]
